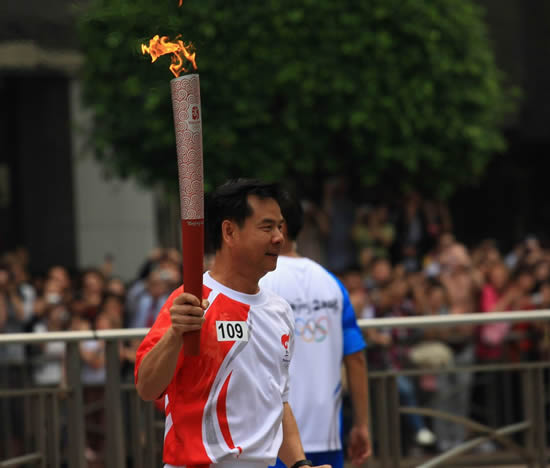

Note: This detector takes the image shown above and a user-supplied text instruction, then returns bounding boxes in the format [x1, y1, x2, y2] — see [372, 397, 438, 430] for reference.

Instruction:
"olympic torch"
[142, 35, 203, 355]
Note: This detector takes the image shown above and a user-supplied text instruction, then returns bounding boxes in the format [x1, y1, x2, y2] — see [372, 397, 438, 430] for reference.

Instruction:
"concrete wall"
[70, 80, 157, 281]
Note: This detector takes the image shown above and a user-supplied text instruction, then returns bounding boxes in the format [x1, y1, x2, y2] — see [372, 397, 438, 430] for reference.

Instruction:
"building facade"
[0, 0, 158, 280]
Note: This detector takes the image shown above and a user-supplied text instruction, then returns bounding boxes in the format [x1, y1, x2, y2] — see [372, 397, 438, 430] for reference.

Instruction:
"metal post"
[503, 370, 514, 427]
[144, 401, 157, 467]
[47, 391, 61, 468]
[521, 369, 536, 468]
[131, 391, 144, 468]
[65, 342, 86, 468]
[105, 341, 126, 468]
[36, 393, 46, 468]
[387, 375, 401, 468]
[23, 365, 33, 455]
[374, 377, 390, 468]
[533, 368, 547, 467]
[488, 371, 498, 430]
[0, 366, 12, 458]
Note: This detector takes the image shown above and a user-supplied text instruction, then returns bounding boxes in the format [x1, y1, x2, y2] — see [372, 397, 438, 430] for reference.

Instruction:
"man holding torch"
[135, 179, 331, 468]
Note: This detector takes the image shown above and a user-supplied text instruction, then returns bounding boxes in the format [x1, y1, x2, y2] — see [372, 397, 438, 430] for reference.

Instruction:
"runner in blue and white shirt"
[261, 193, 371, 468]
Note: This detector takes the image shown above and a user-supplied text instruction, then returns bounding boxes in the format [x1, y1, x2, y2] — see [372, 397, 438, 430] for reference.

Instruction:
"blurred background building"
[0, 0, 158, 280]
[450, 0, 550, 248]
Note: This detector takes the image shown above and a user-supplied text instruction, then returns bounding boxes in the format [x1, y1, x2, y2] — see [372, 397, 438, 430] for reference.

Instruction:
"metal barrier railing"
[0, 329, 150, 468]
[367, 362, 549, 468]
[1, 311, 550, 467]
[360, 309, 550, 468]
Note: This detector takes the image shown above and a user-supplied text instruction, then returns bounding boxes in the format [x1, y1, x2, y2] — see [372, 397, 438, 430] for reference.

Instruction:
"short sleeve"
[134, 286, 183, 386]
[328, 273, 366, 356]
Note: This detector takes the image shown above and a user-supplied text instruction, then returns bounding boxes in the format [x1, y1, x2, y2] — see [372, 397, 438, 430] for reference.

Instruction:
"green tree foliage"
[78, 0, 515, 196]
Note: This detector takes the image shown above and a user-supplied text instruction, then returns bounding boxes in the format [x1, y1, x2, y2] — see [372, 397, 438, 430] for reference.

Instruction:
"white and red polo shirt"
[135, 272, 294, 468]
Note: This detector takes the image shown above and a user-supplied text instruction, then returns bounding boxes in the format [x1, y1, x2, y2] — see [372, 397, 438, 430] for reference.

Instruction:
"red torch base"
[181, 218, 204, 356]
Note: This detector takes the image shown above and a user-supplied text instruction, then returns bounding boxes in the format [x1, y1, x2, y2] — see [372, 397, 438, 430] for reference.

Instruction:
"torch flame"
[141, 35, 197, 77]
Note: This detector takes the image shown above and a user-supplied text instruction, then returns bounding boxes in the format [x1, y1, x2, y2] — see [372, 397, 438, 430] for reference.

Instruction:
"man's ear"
[221, 220, 237, 246]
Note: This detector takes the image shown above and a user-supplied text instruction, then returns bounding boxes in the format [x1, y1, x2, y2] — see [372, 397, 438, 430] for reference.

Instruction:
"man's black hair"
[205, 178, 284, 252]
[278, 190, 304, 242]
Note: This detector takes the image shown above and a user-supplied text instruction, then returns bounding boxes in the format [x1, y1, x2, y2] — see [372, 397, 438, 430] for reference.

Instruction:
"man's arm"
[136, 293, 207, 401]
[278, 403, 330, 468]
[343, 350, 372, 466]
[136, 327, 184, 401]
[278, 402, 305, 467]
[331, 271, 371, 465]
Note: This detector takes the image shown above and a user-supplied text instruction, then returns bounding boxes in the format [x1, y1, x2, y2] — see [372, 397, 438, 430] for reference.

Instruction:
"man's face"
[231, 195, 284, 277]
[147, 271, 169, 299]
[84, 272, 104, 294]
[49, 266, 70, 290]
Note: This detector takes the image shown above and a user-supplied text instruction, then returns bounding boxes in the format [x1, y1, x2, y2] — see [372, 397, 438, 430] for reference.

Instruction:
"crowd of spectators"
[1, 178, 550, 459]
[0, 247, 183, 463]
[310, 177, 550, 453]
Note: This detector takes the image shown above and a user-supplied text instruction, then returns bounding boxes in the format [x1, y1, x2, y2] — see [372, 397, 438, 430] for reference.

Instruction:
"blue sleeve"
[327, 272, 367, 356]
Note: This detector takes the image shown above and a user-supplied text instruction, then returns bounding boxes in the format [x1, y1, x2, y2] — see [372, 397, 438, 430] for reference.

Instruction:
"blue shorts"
[271, 450, 343, 468]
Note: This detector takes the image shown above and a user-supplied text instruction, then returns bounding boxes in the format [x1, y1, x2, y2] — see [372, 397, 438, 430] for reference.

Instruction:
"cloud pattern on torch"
[170, 74, 204, 220]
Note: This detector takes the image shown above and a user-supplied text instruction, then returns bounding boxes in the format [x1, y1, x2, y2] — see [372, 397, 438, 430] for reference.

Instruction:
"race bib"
[216, 321, 249, 342]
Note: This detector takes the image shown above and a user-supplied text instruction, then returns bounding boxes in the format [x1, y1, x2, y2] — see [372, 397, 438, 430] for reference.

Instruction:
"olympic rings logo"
[295, 316, 330, 343]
